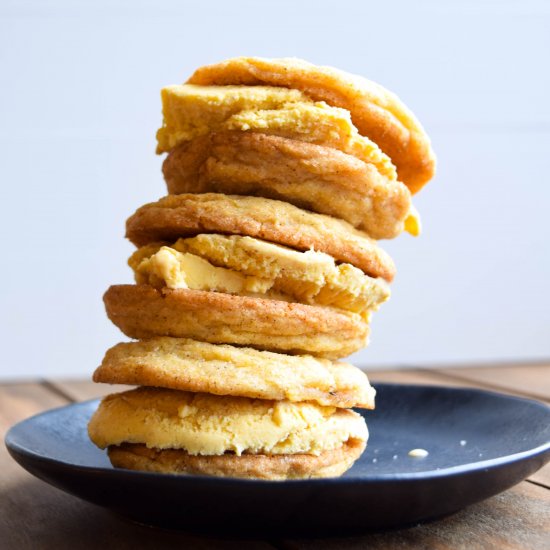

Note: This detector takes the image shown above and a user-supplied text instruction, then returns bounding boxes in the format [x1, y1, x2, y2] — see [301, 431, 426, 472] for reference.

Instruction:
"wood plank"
[368, 365, 550, 400]
[0, 383, 275, 550]
[279, 481, 550, 550]
[431, 363, 550, 402]
[47, 379, 133, 402]
[367, 368, 480, 386]
[528, 463, 550, 489]
[0, 383, 67, 436]
[368, 365, 550, 403]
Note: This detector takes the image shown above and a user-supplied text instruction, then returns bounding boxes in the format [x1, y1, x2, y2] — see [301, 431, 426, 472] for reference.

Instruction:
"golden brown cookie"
[104, 285, 369, 358]
[125, 194, 396, 282]
[93, 337, 376, 409]
[162, 132, 413, 239]
[108, 439, 365, 480]
[187, 57, 436, 193]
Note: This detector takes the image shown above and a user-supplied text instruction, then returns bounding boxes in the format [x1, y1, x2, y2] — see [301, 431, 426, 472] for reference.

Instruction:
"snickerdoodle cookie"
[186, 57, 435, 192]
[108, 439, 365, 480]
[104, 285, 369, 358]
[93, 337, 376, 409]
[162, 132, 415, 239]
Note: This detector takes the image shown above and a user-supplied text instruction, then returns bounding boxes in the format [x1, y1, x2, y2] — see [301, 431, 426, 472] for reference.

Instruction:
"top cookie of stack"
[88, 57, 435, 480]
[161, 57, 435, 239]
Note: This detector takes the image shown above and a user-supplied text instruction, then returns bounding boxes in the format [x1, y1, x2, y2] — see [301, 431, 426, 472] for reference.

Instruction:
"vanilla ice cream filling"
[156, 84, 395, 179]
[88, 388, 369, 456]
[129, 234, 390, 317]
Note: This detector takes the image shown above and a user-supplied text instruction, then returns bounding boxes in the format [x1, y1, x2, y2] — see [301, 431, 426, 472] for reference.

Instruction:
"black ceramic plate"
[5, 384, 550, 535]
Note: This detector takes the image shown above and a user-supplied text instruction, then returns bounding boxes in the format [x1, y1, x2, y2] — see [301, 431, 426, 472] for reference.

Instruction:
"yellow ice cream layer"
[131, 245, 273, 295]
[88, 387, 368, 456]
[156, 84, 396, 181]
[129, 234, 390, 316]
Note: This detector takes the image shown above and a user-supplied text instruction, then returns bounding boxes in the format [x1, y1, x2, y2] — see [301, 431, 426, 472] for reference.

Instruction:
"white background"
[1, 0, 549, 379]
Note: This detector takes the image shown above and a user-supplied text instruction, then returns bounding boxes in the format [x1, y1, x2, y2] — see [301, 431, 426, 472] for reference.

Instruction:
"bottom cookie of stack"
[88, 338, 374, 480]
[108, 440, 366, 480]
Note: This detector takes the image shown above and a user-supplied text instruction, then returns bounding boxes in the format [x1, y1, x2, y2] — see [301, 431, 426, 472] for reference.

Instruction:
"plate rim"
[5, 383, 550, 486]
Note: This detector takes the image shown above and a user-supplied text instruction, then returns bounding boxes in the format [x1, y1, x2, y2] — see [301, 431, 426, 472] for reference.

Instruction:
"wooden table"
[1, 363, 549, 550]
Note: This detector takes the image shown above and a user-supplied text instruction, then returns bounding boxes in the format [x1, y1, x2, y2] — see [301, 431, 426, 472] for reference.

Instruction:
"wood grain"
[278, 481, 550, 550]
[529, 463, 550, 489]
[0, 383, 65, 435]
[431, 363, 550, 402]
[368, 368, 483, 387]
[47, 379, 133, 402]
[368, 365, 550, 401]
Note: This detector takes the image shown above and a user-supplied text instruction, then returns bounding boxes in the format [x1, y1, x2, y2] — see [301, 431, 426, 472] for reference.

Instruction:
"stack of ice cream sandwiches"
[88, 57, 435, 480]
